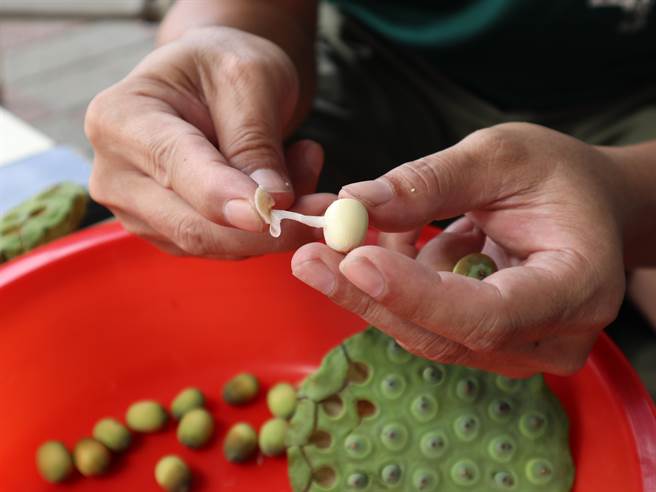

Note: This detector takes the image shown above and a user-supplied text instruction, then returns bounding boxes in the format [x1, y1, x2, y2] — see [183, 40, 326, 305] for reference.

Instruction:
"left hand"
[291, 123, 627, 377]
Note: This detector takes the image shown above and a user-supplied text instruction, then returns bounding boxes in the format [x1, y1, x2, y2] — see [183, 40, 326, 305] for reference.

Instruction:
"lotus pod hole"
[36, 441, 73, 483]
[171, 387, 205, 420]
[286, 327, 573, 491]
[224, 423, 258, 463]
[73, 438, 111, 477]
[177, 408, 215, 448]
[126, 400, 168, 432]
[267, 382, 298, 419]
[155, 455, 191, 492]
[92, 418, 132, 452]
[223, 373, 260, 406]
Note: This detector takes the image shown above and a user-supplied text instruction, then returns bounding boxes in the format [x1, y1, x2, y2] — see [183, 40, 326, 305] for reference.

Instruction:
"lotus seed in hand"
[255, 187, 368, 253]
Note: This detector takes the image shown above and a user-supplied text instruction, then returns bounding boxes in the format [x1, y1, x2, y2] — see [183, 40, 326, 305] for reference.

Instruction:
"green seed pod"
[35, 441, 73, 483]
[171, 387, 205, 420]
[155, 455, 191, 492]
[177, 408, 214, 448]
[267, 382, 297, 419]
[258, 418, 288, 457]
[223, 373, 260, 406]
[92, 418, 132, 452]
[126, 400, 168, 432]
[452, 253, 497, 279]
[73, 438, 111, 476]
[224, 423, 258, 463]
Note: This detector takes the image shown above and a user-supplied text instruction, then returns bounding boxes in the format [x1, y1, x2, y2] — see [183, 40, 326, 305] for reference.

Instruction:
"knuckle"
[224, 125, 281, 172]
[145, 135, 178, 188]
[462, 311, 509, 353]
[387, 156, 452, 198]
[173, 217, 214, 256]
[84, 89, 115, 146]
[426, 341, 470, 365]
[464, 126, 527, 170]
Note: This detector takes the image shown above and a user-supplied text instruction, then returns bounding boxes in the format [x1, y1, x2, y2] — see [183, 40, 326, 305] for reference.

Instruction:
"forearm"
[601, 140, 656, 268]
[157, 0, 317, 129]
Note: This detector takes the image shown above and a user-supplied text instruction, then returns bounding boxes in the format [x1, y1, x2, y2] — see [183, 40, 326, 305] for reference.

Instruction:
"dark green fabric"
[327, 0, 656, 110]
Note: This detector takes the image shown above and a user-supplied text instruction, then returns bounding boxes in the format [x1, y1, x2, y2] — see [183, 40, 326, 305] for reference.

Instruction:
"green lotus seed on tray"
[267, 382, 297, 419]
[171, 387, 205, 420]
[92, 417, 132, 452]
[35, 441, 73, 483]
[73, 438, 111, 477]
[0, 182, 88, 263]
[223, 373, 260, 406]
[224, 423, 258, 463]
[286, 327, 574, 492]
[177, 408, 215, 448]
[259, 418, 289, 457]
[126, 400, 168, 433]
[155, 455, 192, 492]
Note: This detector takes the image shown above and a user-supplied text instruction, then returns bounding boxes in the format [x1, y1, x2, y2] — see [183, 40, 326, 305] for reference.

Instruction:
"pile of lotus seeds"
[35, 375, 300, 490]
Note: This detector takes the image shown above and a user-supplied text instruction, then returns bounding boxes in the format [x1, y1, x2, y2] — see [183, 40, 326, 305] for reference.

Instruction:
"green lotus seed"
[381, 464, 402, 485]
[380, 422, 408, 451]
[126, 400, 168, 432]
[380, 374, 406, 399]
[387, 340, 412, 363]
[520, 412, 548, 439]
[488, 399, 513, 422]
[496, 375, 522, 393]
[413, 469, 438, 490]
[455, 377, 480, 402]
[73, 438, 111, 477]
[493, 470, 517, 488]
[454, 414, 480, 441]
[36, 441, 73, 483]
[347, 472, 369, 489]
[450, 460, 479, 485]
[224, 423, 258, 463]
[155, 455, 191, 492]
[177, 408, 214, 448]
[526, 458, 554, 485]
[410, 394, 438, 422]
[420, 431, 448, 459]
[488, 435, 517, 462]
[452, 253, 497, 279]
[171, 387, 205, 420]
[421, 365, 445, 385]
[92, 418, 131, 452]
[344, 434, 372, 459]
[267, 382, 297, 419]
[223, 373, 260, 406]
[259, 418, 288, 457]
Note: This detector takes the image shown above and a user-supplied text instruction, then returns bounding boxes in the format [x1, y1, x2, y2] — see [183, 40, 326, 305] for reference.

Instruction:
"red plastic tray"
[0, 222, 654, 491]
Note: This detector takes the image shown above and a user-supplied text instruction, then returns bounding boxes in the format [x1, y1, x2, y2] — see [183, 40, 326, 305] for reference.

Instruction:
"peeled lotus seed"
[223, 373, 260, 406]
[224, 422, 258, 463]
[73, 438, 111, 477]
[126, 400, 168, 432]
[259, 418, 288, 457]
[267, 382, 297, 419]
[155, 455, 191, 492]
[452, 252, 497, 279]
[177, 408, 214, 448]
[171, 387, 205, 420]
[92, 418, 132, 452]
[36, 441, 73, 483]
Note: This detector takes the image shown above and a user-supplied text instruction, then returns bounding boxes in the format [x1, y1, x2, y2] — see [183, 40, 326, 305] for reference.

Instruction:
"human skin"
[85, 2, 656, 375]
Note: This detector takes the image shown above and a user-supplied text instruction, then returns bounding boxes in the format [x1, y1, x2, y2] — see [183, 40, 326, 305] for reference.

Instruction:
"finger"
[285, 139, 324, 196]
[378, 229, 422, 258]
[416, 220, 485, 271]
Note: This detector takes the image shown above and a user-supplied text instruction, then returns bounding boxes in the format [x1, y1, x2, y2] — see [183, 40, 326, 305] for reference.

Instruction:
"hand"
[85, 26, 332, 258]
[292, 123, 627, 377]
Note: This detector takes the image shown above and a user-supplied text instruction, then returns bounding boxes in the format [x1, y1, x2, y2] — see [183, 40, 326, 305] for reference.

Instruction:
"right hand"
[85, 26, 332, 259]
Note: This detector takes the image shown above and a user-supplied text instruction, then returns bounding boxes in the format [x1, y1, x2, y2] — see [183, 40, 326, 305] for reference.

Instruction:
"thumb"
[339, 128, 524, 231]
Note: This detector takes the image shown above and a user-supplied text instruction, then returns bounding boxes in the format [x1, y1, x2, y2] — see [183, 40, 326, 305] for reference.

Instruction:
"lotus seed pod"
[126, 400, 168, 432]
[177, 408, 215, 448]
[155, 455, 191, 492]
[73, 438, 111, 476]
[171, 387, 205, 420]
[322, 198, 368, 253]
[287, 327, 574, 492]
[92, 417, 132, 452]
[224, 423, 258, 463]
[267, 382, 297, 419]
[35, 441, 73, 483]
[452, 252, 497, 279]
[223, 373, 260, 406]
[259, 418, 288, 457]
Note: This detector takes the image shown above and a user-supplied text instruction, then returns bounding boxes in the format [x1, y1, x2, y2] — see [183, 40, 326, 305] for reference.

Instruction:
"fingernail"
[340, 256, 386, 298]
[250, 168, 291, 193]
[293, 260, 336, 295]
[223, 199, 263, 232]
[341, 179, 394, 206]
